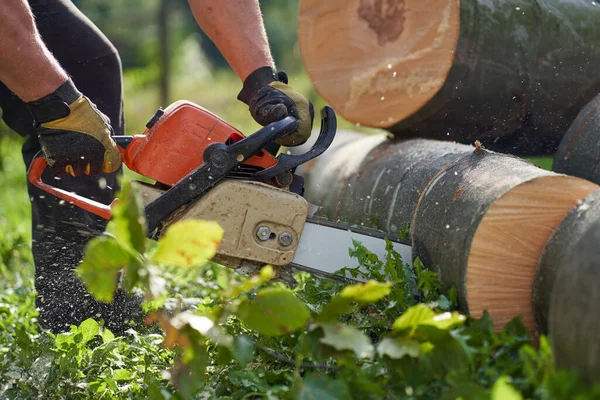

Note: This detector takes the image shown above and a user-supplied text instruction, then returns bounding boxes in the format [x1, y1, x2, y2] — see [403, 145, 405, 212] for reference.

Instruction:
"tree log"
[299, 0, 600, 156]
[297, 133, 599, 333]
[412, 151, 598, 333]
[533, 190, 600, 335]
[554, 94, 600, 184]
[548, 217, 600, 385]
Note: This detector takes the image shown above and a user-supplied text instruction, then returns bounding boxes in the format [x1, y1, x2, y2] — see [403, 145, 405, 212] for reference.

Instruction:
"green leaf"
[237, 287, 311, 336]
[101, 328, 115, 343]
[78, 318, 100, 345]
[232, 335, 255, 366]
[76, 235, 139, 303]
[295, 375, 350, 400]
[317, 280, 391, 322]
[151, 220, 224, 267]
[491, 376, 523, 400]
[112, 180, 146, 254]
[112, 369, 133, 381]
[392, 304, 465, 334]
[317, 323, 374, 359]
[377, 336, 420, 359]
[339, 280, 391, 303]
[436, 295, 451, 311]
[392, 304, 435, 333]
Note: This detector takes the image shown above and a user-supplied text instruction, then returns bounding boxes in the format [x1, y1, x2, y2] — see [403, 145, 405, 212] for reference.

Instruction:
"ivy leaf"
[112, 180, 146, 254]
[151, 220, 224, 267]
[317, 280, 391, 322]
[491, 376, 523, 400]
[316, 323, 374, 359]
[76, 235, 139, 303]
[236, 287, 311, 336]
[377, 336, 420, 359]
[295, 375, 350, 400]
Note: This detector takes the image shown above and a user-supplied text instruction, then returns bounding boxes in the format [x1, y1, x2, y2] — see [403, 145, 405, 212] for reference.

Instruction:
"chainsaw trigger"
[252, 106, 337, 182]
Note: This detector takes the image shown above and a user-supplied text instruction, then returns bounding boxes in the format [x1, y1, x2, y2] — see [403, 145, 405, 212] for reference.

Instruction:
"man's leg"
[0, 0, 141, 334]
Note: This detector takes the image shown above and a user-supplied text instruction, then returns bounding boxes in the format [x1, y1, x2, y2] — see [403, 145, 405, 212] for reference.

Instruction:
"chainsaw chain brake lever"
[144, 116, 298, 236]
[253, 106, 337, 183]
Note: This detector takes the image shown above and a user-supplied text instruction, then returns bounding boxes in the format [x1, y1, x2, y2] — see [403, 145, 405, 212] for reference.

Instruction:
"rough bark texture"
[411, 152, 551, 313]
[297, 132, 473, 235]
[299, 0, 600, 156]
[534, 189, 600, 334]
[549, 218, 600, 385]
[554, 94, 600, 184]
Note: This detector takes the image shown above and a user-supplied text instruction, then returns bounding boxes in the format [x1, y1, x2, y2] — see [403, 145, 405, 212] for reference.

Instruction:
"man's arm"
[0, 0, 68, 101]
[188, 0, 274, 82]
[188, 0, 314, 146]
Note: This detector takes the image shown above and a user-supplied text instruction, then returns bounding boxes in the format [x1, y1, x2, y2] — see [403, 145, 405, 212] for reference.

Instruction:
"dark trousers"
[0, 0, 141, 334]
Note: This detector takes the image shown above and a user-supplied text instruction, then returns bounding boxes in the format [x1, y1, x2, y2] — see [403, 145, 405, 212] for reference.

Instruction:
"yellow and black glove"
[238, 66, 314, 146]
[27, 79, 121, 177]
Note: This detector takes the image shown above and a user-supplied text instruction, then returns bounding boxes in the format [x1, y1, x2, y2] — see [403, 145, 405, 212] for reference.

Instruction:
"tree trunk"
[533, 189, 600, 334]
[554, 94, 600, 184]
[297, 133, 599, 333]
[299, 0, 600, 156]
[548, 217, 600, 385]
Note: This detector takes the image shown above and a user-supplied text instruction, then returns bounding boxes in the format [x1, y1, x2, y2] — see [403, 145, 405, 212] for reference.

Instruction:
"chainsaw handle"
[27, 157, 116, 220]
[253, 106, 337, 182]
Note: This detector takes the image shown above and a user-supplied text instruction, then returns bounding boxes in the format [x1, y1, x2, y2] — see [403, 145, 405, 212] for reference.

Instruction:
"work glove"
[238, 66, 314, 146]
[27, 79, 121, 176]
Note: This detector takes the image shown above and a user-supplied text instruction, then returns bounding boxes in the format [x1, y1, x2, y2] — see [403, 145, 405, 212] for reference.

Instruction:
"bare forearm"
[0, 0, 68, 102]
[188, 0, 274, 81]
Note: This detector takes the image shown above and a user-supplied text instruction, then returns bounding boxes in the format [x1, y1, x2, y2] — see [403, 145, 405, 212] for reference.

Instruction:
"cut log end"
[466, 176, 599, 334]
[299, 0, 460, 127]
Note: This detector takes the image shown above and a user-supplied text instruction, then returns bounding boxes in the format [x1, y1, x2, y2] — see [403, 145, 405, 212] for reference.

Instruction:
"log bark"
[554, 94, 600, 184]
[297, 133, 598, 333]
[533, 190, 600, 334]
[299, 0, 600, 156]
[298, 132, 472, 234]
[548, 217, 600, 385]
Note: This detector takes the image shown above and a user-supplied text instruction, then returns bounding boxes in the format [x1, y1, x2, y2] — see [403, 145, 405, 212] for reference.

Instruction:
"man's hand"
[238, 66, 314, 146]
[28, 79, 121, 176]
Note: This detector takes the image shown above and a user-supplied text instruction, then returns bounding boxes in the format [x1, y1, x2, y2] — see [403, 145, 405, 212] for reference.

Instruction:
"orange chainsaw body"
[120, 100, 278, 186]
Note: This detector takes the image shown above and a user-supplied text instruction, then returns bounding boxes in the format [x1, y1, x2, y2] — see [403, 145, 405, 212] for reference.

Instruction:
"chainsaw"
[28, 101, 411, 281]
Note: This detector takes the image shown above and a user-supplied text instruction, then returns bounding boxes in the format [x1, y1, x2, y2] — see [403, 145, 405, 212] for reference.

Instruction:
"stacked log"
[546, 216, 600, 385]
[297, 132, 599, 334]
[298, 0, 600, 156]
[554, 94, 600, 184]
[533, 190, 600, 334]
